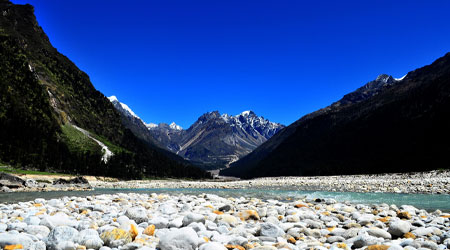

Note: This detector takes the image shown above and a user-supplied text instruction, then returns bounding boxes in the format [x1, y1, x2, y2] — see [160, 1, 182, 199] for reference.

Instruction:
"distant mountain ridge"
[222, 53, 450, 178]
[108, 97, 284, 168]
[175, 110, 284, 167]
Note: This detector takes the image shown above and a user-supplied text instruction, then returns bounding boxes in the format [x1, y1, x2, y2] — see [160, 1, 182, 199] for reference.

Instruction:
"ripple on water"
[0, 188, 449, 212]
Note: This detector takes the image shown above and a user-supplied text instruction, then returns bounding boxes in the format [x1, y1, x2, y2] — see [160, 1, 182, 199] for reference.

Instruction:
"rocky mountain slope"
[174, 111, 284, 167]
[0, 0, 209, 179]
[108, 97, 284, 168]
[222, 53, 450, 178]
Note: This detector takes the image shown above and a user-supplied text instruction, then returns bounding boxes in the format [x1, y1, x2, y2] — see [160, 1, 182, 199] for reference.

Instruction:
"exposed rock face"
[53, 176, 89, 185]
[0, 173, 25, 188]
[52, 177, 91, 189]
[145, 110, 283, 168]
[171, 111, 284, 168]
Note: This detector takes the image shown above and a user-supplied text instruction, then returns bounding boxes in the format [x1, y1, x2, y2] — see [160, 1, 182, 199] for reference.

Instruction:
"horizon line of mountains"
[108, 95, 285, 169]
[1, 0, 449, 179]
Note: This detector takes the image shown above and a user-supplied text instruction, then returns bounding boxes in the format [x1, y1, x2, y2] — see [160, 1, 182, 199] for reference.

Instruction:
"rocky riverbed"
[92, 170, 450, 194]
[0, 192, 449, 250]
[2, 170, 449, 194]
[0, 173, 92, 193]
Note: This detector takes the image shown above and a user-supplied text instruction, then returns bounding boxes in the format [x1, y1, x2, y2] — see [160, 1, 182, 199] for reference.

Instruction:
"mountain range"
[0, 0, 209, 179]
[108, 96, 284, 169]
[222, 52, 450, 178]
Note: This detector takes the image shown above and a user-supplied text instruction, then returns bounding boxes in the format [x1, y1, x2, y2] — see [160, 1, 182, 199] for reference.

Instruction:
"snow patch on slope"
[395, 74, 407, 81]
[72, 125, 113, 163]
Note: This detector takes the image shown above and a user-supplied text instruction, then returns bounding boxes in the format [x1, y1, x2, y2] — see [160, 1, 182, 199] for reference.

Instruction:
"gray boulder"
[125, 207, 148, 224]
[45, 226, 79, 250]
[182, 213, 205, 226]
[259, 222, 285, 238]
[0, 172, 25, 188]
[368, 227, 392, 239]
[159, 203, 178, 215]
[76, 229, 104, 250]
[0, 232, 34, 249]
[199, 242, 228, 250]
[158, 227, 199, 250]
[389, 220, 411, 237]
[25, 225, 51, 239]
[352, 234, 383, 248]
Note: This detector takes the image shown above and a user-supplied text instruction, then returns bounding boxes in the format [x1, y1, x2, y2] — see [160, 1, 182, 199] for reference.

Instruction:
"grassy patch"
[0, 165, 73, 176]
[61, 124, 102, 154]
[92, 134, 130, 154]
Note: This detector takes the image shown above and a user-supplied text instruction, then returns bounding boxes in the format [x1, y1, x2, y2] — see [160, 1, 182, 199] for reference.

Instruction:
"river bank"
[2, 170, 449, 194]
[0, 192, 449, 250]
[91, 170, 450, 194]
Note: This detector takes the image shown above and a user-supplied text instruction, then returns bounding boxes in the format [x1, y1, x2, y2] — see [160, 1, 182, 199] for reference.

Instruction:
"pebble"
[158, 227, 199, 250]
[0, 192, 447, 250]
[389, 219, 412, 237]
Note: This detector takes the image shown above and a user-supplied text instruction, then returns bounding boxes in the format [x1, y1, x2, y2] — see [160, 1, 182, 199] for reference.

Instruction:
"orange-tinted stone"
[403, 232, 416, 239]
[366, 245, 390, 250]
[225, 244, 245, 250]
[336, 243, 348, 249]
[377, 216, 391, 223]
[130, 224, 138, 240]
[295, 203, 308, 208]
[397, 211, 411, 219]
[237, 210, 260, 220]
[143, 224, 155, 236]
[4, 245, 23, 250]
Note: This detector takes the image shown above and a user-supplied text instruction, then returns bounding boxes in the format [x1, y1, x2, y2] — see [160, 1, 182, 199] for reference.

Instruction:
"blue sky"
[13, 0, 450, 128]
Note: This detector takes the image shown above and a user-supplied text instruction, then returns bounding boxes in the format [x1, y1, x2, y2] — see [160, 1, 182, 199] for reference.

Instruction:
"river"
[1, 188, 449, 212]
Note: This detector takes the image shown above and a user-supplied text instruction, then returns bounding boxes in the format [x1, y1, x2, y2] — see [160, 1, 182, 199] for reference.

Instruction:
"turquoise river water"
[0, 188, 449, 212]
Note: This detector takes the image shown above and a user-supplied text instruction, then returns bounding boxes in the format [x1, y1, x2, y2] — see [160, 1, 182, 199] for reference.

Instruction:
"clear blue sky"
[12, 0, 450, 128]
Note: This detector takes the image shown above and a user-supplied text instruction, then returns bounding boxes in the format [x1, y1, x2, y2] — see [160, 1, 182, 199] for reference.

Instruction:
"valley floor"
[90, 170, 450, 194]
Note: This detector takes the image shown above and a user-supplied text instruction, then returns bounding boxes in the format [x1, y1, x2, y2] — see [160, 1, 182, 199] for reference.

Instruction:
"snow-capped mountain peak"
[109, 95, 183, 132]
[170, 122, 183, 130]
[108, 95, 140, 119]
[145, 123, 158, 129]
[108, 95, 118, 102]
[239, 110, 255, 117]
